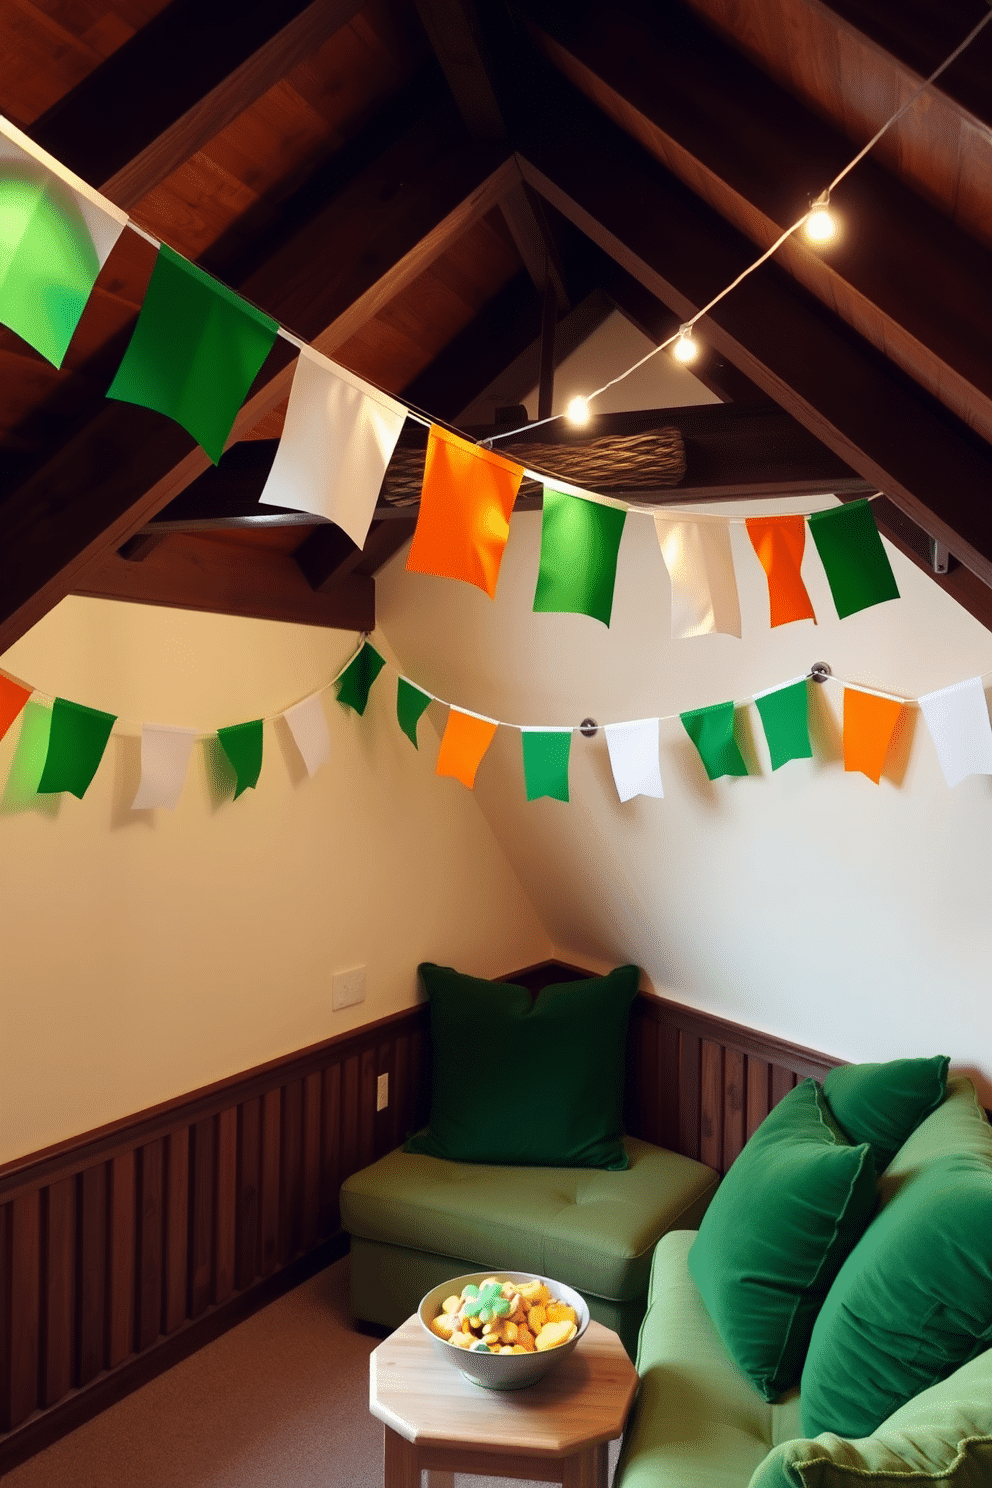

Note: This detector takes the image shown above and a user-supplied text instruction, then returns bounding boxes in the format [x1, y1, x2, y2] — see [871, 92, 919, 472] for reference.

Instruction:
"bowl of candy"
[419, 1270, 589, 1390]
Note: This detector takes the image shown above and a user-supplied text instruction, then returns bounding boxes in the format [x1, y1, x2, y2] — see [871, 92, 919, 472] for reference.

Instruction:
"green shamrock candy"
[471, 1340, 493, 1352]
[463, 1281, 502, 1318]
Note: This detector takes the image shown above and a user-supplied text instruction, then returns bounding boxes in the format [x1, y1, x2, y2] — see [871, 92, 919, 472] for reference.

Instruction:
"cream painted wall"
[0, 598, 552, 1163]
[377, 498, 992, 1098]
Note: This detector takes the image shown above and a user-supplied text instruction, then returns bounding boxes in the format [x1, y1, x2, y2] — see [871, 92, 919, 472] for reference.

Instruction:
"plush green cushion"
[801, 1077, 992, 1440]
[403, 961, 639, 1168]
[615, 1230, 801, 1488]
[822, 1055, 949, 1172]
[751, 1345, 992, 1487]
[687, 1080, 876, 1402]
[341, 1134, 718, 1301]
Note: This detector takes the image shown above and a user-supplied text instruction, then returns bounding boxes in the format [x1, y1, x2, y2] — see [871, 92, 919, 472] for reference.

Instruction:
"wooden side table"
[369, 1315, 638, 1488]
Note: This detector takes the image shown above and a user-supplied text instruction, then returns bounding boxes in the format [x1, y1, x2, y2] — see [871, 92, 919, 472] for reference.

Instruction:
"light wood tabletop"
[369, 1315, 638, 1488]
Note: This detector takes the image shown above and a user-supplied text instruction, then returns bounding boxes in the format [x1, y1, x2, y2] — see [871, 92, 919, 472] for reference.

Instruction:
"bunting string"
[4, 637, 992, 805]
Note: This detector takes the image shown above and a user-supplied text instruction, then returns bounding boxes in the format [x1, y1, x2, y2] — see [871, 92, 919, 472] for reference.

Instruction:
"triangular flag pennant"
[746, 516, 816, 627]
[258, 349, 406, 548]
[754, 681, 813, 769]
[654, 516, 742, 638]
[107, 244, 279, 464]
[37, 697, 117, 798]
[132, 724, 197, 810]
[521, 729, 571, 802]
[282, 694, 330, 777]
[918, 676, 992, 788]
[406, 425, 524, 598]
[843, 689, 903, 783]
[680, 701, 748, 780]
[217, 719, 264, 799]
[436, 709, 498, 789]
[533, 488, 627, 625]
[397, 678, 432, 748]
[0, 674, 32, 741]
[335, 643, 385, 716]
[807, 501, 899, 618]
[0, 115, 127, 366]
[604, 719, 664, 802]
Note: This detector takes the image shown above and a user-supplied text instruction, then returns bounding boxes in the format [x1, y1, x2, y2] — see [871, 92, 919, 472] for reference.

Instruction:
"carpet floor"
[6, 1257, 623, 1487]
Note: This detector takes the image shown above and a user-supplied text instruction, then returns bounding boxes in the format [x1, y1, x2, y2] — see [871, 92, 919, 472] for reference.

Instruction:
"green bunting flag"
[680, 702, 748, 780]
[336, 643, 386, 716]
[754, 681, 813, 770]
[397, 678, 432, 747]
[521, 729, 571, 801]
[37, 697, 116, 798]
[107, 244, 279, 464]
[217, 719, 263, 799]
[807, 500, 899, 618]
[533, 488, 627, 625]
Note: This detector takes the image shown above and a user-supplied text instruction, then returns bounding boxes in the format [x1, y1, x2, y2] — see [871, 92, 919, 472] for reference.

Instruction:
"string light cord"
[483, 6, 992, 448]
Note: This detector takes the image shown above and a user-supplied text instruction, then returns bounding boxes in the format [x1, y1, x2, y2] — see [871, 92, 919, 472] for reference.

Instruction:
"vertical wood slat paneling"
[135, 1141, 164, 1354]
[301, 1074, 322, 1253]
[235, 1099, 260, 1294]
[41, 1177, 75, 1409]
[699, 1040, 725, 1170]
[359, 1048, 377, 1168]
[771, 1065, 798, 1107]
[187, 1121, 214, 1320]
[0, 1204, 10, 1431]
[722, 1048, 746, 1172]
[279, 1081, 304, 1265]
[163, 1129, 189, 1335]
[745, 1057, 771, 1140]
[678, 1030, 701, 1160]
[320, 1063, 342, 1240]
[7, 1193, 41, 1428]
[107, 1154, 135, 1369]
[214, 1110, 237, 1307]
[340, 1055, 359, 1183]
[258, 1090, 281, 1279]
[76, 1164, 107, 1387]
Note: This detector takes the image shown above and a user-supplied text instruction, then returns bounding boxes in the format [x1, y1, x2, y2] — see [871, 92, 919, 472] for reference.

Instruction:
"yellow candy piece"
[528, 1304, 547, 1332]
[503, 1321, 518, 1344]
[442, 1295, 461, 1315]
[535, 1320, 577, 1351]
[449, 1331, 472, 1350]
[546, 1302, 577, 1326]
[509, 1344, 528, 1354]
[516, 1280, 543, 1301]
[515, 1325, 536, 1352]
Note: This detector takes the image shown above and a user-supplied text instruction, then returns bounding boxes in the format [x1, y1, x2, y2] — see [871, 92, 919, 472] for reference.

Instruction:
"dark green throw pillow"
[687, 1079, 876, 1401]
[801, 1077, 992, 1441]
[404, 962, 639, 1169]
[822, 1055, 949, 1173]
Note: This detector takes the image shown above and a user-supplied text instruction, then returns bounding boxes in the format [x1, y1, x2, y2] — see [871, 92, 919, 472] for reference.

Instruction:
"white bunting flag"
[259, 347, 407, 548]
[604, 718, 664, 803]
[918, 676, 992, 788]
[654, 516, 742, 638]
[283, 693, 330, 777]
[132, 724, 198, 811]
[0, 114, 128, 266]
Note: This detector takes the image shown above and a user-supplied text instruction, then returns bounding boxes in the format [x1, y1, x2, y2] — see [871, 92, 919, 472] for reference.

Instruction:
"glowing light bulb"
[672, 326, 698, 364]
[567, 395, 590, 426]
[804, 192, 837, 244]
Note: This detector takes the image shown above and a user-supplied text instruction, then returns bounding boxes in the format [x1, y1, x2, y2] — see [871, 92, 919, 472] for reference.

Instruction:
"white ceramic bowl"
[418, 1269, 589, 1391]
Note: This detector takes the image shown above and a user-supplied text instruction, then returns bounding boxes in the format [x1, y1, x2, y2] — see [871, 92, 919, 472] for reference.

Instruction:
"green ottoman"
[340, 1135, 719, 1358]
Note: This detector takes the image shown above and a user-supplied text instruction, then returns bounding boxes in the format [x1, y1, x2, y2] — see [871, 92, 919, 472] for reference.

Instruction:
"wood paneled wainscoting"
[0, 963, 839, 1469]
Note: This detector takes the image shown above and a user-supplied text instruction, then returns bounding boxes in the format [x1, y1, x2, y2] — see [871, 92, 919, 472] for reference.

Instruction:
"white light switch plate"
[332, 967, 366, 1010]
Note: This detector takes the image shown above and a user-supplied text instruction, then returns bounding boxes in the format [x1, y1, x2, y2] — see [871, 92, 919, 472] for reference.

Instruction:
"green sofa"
[340, 1134, 719, 1359]
[615, 1075, 992, 1488]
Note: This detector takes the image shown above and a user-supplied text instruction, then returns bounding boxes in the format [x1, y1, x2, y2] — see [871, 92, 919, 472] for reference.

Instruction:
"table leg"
[561, 1441, 609, 1488]
[382, 1425, 421, 1488]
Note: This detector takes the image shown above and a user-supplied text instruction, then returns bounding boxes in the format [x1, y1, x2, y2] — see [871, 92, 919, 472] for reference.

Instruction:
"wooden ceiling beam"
[75, 534, 374, 631]
[30, 0, 366, 209]
[0, 115, 516, 649]
[413, 0, 568, 305]
[518, 0, 992, 443]
[509, 69, 992, 590]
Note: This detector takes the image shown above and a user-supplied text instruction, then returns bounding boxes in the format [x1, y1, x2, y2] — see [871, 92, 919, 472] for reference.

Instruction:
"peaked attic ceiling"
[0, 0, 990, 651]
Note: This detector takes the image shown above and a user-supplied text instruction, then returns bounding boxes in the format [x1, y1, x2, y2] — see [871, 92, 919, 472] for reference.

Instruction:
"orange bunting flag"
[843, 689, 904, 783]
[0, 675, 31, 740]
[436, 709, 499, 790]
[406, 425, 524, 598]
[746, 516, 816, 627]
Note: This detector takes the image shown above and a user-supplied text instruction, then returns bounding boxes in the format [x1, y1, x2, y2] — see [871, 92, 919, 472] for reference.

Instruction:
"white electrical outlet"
[332, 966, 366, 1011]
[376, 1073, 389, 1111]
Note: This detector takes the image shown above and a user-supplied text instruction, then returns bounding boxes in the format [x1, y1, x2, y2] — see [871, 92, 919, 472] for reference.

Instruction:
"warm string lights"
[481, 6, 992, 443]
